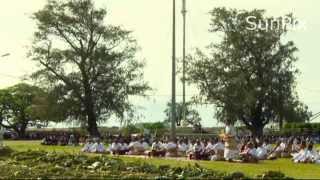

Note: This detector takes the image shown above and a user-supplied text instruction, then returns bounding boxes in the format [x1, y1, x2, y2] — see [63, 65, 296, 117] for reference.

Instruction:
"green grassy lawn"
[4, 140, 82, 153]
[3, 140, 320, 179]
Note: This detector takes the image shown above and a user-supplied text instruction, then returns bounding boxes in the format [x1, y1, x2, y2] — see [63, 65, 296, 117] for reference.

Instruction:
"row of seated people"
[266, 137, 316, 159]
[108, 137, 320, 164]
[237, 137, 320, 163]
[107, 138, 269, 162]
[79, 135, 320, 164]
[41, 134, 77, 146]
[291, 141, 320, 163]
[81, 138, 106, 153]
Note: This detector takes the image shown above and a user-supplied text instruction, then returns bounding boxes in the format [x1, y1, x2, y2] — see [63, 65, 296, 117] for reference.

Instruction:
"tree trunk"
[249, 104, 265, 138]
[83, 83, 100, 137]
[86, 109, 100, 137]
[248, 116, 264, 138]
[279, 118, 283, 130]
[250, 124, 264, 138]
[279, 112, 284, 130]
[17, 129, 26, 139]
[15, 122, 27, 139]
[84, 97, 100, 137]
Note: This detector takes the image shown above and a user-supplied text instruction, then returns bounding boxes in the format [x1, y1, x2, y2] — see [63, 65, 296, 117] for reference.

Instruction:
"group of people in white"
[81, 137, 106, 153]
[80, 124, 320, 164]
[80, 137, 320, 164]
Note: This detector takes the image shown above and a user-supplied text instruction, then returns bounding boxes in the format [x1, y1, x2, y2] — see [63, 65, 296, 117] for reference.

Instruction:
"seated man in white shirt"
[305, 142, 320, 163]
[205, 139, 215, 157]
[291, 138, 300, 153]
[256, 142, 268, 160]
[109, 139, 120, 155]
[81, 138, 93, 152]
[292, 141, 320, 164]
[166, 140, 178, 157]
[210, 139, 225, 161]
[177, 140, 188, 157]
[189, 140, 203, 160]
[262, 139, 273, 154]
[239, 141, 258, 163]
[281, 138, 294, 158]
[292, 141, 308, 163]
[90, 138, 106, 153]
[118, 139, 129, 155]
[141, 139, 150, 151]
[149, 139, 166, 157]
[267, 140, 282, 160]
[128, 138, 145, 155]
[186, 139, 194, 155]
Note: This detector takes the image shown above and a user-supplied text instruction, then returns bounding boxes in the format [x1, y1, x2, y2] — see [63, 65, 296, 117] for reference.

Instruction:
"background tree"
[164, 102, 203, 132]
[140, 122, 167, 136]
[186, 8, 310, 136]
[29, 0, 149, 137]
[0, 83, 49, 138]
[278, 98, 311, 128]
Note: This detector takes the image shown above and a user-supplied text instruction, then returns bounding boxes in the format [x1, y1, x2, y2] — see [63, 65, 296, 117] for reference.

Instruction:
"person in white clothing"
[149, 139, 166, 157]
[189, 140, 203, 160]
[305, 143, 319, 163]
[118, 140, 129, 155]
[81, 138, 93, 152]
[90, 138, 105, 153]
[256, 142, 268, 160]
[292, 138, 301, 153]
[141, 139, 150, 150]
[177, 140, 188, 157]
[210, 140, 225, 161]
[222, 122, 239, 161]
[166, 140, 178, 157]
[292, 141, 307, 163]
[205, 140, 215, 155]
[239, 141, 258, 163]
[128, 138, 144, 155]
[186, 140, 194, 156]
[267, 141, 282, 160]
[110, 139, 120, 155]
[262, 139, 273, 154]
[293, 141, 319, 164]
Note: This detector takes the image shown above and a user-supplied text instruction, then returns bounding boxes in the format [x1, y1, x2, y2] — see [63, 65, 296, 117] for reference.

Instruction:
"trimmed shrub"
[256, 171, 294, 179]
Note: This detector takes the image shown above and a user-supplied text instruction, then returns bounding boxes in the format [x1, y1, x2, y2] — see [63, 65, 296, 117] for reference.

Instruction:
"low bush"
[256, 171, 294, 180]
[0, 146, 13, 157]
[0, 150, 228, 179]
[0, 150, 294, 179]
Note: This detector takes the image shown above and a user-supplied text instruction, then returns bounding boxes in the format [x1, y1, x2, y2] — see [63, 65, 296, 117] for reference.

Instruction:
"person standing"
[222, 121, 239, 161]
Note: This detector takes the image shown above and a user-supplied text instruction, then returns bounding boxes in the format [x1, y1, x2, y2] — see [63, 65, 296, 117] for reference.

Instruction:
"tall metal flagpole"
[181, 0, 187, 123]
[171, 0, 177, 141]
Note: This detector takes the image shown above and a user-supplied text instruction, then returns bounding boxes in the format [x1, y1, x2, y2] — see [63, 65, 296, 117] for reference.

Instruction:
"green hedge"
[281, 123, 320, 135]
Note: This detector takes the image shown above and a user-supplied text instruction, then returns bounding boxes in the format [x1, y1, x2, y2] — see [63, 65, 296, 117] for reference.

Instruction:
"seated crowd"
[81, 137, 106, 153]
[79, 134, 320, 164]
[41, 133, 78, 146]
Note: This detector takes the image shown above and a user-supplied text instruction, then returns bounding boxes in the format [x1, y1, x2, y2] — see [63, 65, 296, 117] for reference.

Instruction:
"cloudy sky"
[0, 0, 320, 127]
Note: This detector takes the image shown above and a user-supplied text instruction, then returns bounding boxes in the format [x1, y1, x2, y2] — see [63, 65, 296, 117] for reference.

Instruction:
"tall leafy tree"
[0, 83, 49, 138]
[186, 8, 310, 136]
[29, 0, 149, 137]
